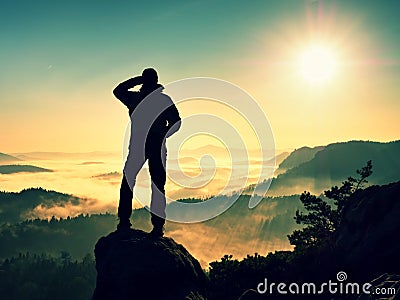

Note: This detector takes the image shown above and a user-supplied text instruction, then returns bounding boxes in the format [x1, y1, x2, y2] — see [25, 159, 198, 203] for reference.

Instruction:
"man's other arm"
[165, 101, 181, 138]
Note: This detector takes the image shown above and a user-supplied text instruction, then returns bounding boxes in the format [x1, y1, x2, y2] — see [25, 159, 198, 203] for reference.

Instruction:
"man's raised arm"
[113, 76, 142, 106]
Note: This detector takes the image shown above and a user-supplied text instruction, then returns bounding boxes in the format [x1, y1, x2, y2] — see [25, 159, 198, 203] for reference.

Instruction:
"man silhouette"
[113, 68, 181, 236]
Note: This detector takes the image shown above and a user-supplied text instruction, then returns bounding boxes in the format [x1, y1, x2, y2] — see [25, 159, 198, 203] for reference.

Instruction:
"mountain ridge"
[0, 164, 53, 174]
[0, 152, 21, 163]
[278, 145, 325, 171]
[265, 140, 400, 196]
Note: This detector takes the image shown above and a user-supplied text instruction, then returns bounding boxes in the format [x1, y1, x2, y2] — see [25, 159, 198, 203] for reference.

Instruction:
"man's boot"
[117, 218, 132, 231]
[150, 213, 165, 237]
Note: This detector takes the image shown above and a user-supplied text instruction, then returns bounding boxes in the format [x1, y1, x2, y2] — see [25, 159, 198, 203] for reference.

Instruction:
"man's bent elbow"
[113, 87, 121, 99]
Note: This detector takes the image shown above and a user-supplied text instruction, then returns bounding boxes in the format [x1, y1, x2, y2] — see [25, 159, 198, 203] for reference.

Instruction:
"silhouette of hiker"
[113, 68, 181, 236]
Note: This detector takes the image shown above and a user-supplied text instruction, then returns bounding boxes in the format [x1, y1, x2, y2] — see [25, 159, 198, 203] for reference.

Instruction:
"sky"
[1, 0, 399, 153]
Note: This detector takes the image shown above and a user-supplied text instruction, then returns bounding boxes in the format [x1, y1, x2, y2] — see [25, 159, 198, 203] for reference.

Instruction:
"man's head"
[142, 68, 158, 86]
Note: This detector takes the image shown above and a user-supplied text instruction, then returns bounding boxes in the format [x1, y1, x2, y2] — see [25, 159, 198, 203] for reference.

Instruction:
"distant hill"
[79, 161, 104, 165]
[171, 144, 276, 165]
[92, 171, 121, 180]
[0, 152, 21, 163]
[274, 151, 290, 167]
[263, 140, 400, 196]
[0, 188, 80, 223]
[284, 140, 400, 181]
[0, 164, 52, 174]
[278, 146, 325, 171]
[12, 151, 118, 161]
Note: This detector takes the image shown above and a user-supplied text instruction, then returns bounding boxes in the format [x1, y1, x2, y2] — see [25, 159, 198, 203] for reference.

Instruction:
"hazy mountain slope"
[11, 151, 117, 161]
[265, 140, 400, 196]
[274, 151, 290, 167]
[0, 188, 80, 223]
[284, 140, 400, 182]
[0, 152, 21, 163]
[0, 164, 52, 174]
[278, 146, 325, 171]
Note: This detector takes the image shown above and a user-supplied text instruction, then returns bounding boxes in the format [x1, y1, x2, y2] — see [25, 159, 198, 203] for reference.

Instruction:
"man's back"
[114, 79, 180, 141]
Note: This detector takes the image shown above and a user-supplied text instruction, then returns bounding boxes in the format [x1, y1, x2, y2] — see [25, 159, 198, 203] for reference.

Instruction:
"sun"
[299, 46, 336, 83]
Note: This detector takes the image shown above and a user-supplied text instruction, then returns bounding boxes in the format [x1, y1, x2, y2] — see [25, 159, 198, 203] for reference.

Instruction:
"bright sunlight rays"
[299, 45, 337, 83]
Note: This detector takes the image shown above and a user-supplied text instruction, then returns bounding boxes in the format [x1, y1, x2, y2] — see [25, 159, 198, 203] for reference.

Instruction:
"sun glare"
[300, 46, 336, 83]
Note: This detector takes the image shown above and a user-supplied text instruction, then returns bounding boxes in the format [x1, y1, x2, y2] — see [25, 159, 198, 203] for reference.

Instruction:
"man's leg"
[148, 142, 167, 236]
[117, 175, 133, 229]
[118, 146, 146, 230]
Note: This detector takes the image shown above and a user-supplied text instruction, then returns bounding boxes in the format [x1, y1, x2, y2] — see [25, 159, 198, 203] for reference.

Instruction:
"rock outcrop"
[357, 274, 400, 300]
[335, 181, 400, 280]
[92, 229, 207, 300]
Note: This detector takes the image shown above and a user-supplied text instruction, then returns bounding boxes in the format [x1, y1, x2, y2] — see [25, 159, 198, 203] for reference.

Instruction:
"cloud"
[26, 197, 116, 220]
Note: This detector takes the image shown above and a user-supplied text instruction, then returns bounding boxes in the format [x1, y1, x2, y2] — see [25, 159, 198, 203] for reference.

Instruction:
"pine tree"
[288, 160, 373, 250]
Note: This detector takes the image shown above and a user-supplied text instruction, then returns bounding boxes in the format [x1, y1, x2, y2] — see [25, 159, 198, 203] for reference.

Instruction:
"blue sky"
[1, 0, 399, 152]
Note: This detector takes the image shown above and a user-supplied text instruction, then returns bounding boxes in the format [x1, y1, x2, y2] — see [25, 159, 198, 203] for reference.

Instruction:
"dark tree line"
[0, 252, 96, 300]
